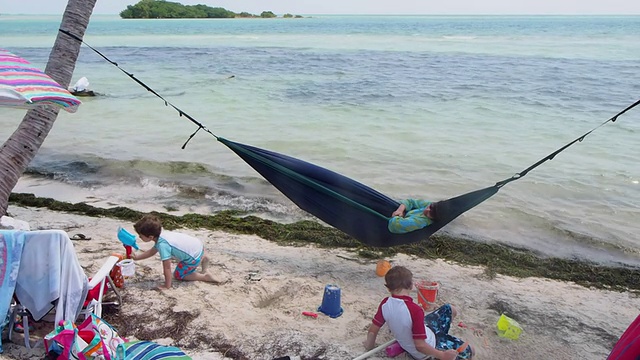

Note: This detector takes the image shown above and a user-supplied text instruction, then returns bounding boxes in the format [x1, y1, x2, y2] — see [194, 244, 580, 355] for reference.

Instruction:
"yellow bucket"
[496, 314, 522, 340]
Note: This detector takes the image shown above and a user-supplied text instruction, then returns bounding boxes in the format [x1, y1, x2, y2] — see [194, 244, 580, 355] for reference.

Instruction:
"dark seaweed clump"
[9, 192, 640, 293]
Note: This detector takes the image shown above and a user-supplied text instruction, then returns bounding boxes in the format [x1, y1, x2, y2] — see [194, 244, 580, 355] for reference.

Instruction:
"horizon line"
[2, 12, 640, 16]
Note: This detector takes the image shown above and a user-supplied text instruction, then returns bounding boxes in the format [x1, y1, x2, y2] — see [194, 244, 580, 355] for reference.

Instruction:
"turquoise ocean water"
[0, 15, 639, 267]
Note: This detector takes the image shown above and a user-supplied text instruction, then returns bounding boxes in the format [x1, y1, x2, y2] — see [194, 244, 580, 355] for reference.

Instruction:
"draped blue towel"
[0, 230, 26, 353]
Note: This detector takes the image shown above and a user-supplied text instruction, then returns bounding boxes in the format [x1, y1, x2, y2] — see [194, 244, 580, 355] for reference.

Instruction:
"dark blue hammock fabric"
[219, 137, 499, 248]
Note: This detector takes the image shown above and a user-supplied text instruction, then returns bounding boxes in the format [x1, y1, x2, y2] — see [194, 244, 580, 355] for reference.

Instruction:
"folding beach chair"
[3, 232, 124, 350]
[7, 255, 122, 350]
[6, 298, 34, 349]
[3, 229, 87, 349]
[78, 255, 123, 319]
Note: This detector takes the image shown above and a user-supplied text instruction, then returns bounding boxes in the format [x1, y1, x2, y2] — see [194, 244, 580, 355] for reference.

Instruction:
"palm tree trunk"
[0, 0, 97, 216]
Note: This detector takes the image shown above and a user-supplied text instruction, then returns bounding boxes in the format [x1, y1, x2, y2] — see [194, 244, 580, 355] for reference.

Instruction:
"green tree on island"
[119, 0, 299, 19]
[120, 0, 236, 18]
[260, 11, 277, 18]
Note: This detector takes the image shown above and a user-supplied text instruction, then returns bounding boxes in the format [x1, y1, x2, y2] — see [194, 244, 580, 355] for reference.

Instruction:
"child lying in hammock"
[388, 199, 443, 234]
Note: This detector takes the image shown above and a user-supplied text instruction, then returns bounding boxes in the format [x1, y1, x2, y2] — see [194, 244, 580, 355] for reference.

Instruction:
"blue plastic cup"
[117, 227, 139, 250]
[317, 284, 344, 318]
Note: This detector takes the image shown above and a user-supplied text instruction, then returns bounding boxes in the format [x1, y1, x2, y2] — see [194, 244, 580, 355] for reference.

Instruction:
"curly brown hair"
[384, 265, 413, 292]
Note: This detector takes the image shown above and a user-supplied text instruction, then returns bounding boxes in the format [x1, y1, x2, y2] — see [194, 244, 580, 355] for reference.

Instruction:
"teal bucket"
[318, 284, 344, 318]
[117, 227, 139, 250]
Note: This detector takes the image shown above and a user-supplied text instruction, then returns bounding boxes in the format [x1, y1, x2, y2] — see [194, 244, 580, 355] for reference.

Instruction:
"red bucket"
[415, 281, 439, 309]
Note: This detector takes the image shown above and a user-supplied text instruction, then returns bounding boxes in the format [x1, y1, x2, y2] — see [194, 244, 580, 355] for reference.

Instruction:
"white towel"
[14, 230, 88, 323]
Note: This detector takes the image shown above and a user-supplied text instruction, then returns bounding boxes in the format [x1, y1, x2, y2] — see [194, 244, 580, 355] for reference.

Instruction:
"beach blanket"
[0, 231, 26, 354]
[116, 341, 192, 360]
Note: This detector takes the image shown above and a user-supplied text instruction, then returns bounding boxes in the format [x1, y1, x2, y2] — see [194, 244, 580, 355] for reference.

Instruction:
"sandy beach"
[1, 204, 638, 360]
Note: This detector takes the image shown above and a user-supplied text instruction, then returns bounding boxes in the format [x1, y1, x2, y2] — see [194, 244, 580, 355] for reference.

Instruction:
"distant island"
[120, 0, 304, 19]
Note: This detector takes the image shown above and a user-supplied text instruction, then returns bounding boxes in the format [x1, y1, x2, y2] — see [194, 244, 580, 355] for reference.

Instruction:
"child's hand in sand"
[156, 284, 171, 291]
[441, 349, 458, 360]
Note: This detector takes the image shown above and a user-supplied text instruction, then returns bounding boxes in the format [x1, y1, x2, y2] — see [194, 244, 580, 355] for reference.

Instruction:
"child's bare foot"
[200, 255, 210, 273]
[203, 271, 229, 284]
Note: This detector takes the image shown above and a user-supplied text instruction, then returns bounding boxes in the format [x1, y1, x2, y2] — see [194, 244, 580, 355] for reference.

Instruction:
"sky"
[3, 0, 640, 15]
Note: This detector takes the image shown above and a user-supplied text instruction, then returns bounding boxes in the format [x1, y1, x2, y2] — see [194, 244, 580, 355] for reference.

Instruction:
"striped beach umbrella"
[0, 48, 81, 113]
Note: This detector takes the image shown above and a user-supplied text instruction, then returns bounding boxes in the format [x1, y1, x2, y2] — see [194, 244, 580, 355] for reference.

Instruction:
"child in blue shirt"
[388, 199, 442, 234]
[131, 214, 219, 290]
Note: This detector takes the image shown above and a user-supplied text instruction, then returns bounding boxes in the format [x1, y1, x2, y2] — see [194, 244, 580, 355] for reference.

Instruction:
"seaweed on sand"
[9, 192, 640, 293]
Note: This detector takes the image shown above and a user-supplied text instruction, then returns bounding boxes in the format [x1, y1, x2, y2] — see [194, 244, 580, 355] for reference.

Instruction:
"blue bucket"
[117, 227, 139, 250]
[318, 284, 344, 318]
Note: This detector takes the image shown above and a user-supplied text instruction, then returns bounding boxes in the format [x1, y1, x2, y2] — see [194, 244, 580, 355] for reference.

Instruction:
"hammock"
[60, 30, 640, 248]
[220, 137, 499, 247]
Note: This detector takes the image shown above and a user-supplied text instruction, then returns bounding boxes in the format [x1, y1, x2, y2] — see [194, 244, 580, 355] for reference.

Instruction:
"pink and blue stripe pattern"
[0, 49, 81, 113]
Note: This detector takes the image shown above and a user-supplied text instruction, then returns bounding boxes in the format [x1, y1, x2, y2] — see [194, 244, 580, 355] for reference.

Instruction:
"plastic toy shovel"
[457, 341, 470, 353]
[117, 227, 139, 250]
[302, 311, 318, 318]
